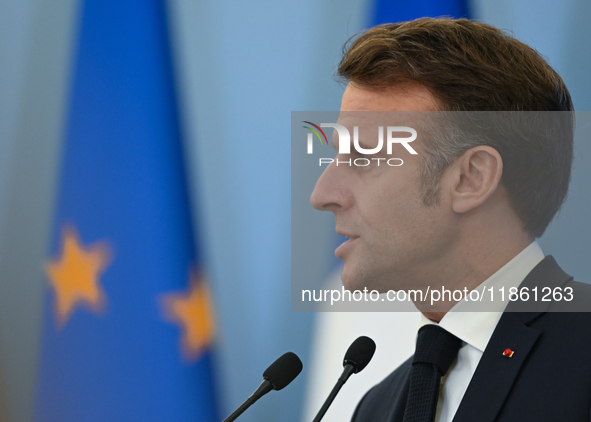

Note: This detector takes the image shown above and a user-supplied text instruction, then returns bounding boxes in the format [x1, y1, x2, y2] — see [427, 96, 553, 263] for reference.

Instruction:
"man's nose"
[310, 160, 349, 212]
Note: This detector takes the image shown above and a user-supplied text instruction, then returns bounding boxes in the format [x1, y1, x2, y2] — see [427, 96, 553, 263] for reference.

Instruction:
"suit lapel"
[451, 312, 540, 422]
[452, 255, 572, 422]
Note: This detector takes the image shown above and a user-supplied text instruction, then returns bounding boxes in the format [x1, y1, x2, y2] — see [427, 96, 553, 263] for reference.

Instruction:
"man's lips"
[336, 229, 359, 239]
[335, 233, 359, 258]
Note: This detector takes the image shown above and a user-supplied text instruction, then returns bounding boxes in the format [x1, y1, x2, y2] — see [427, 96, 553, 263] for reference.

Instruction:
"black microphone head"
[263, 352, 303, 390]
[343, 336, 376, 374]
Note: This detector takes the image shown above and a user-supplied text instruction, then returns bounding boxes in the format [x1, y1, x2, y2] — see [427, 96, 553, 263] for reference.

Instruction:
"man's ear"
[448, 146, 503, 214]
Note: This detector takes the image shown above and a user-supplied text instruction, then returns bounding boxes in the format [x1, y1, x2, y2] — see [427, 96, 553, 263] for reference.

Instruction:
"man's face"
[310, 82, 458, 292]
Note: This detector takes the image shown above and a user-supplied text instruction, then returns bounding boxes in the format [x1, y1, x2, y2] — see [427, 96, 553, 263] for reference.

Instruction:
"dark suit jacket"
[351, 256, 591, 422]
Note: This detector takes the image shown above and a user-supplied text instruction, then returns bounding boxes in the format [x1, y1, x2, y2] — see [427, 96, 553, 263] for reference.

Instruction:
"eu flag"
[35, 1, 218, 421]
[372, 0, 469, 24]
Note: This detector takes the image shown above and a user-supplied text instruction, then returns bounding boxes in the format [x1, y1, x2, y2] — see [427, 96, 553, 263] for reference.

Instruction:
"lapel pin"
[503, 348, 515, 358]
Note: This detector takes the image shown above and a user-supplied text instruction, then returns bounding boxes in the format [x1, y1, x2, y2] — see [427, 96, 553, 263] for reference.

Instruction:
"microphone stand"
[222, 380, 273, 422]
[311, 364, 355, 422]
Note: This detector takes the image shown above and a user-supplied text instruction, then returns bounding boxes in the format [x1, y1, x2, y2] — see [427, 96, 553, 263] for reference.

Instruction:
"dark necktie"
[402, 324, 462, 422]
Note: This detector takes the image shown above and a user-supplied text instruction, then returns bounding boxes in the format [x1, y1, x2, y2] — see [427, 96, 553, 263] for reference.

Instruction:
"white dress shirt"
[418, 241, 545, 422]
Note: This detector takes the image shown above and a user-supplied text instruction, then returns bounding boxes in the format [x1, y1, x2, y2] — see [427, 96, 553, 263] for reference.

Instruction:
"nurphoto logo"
[302, 121, 417, 167]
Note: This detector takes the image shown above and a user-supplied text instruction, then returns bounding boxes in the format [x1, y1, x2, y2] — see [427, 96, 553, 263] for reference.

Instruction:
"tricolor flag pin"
[503, 348, 515, 358]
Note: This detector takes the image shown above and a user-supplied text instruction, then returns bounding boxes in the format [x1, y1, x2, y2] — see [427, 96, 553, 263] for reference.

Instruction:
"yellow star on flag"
[45, 225, 111, 327]
[162, 272, 215, 361]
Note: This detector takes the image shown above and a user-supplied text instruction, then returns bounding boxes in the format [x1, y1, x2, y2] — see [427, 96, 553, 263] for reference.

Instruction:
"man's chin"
[340, 266, 382, 292]
[340, 266, 414, 294]
[339, 268, 365, 292]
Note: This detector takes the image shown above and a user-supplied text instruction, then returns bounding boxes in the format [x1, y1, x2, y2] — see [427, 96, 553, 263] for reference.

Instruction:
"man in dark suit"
[310, 18, 590, 421]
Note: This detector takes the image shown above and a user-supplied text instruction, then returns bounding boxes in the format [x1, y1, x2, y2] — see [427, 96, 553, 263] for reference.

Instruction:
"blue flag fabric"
[35, 1, 218, 421]
[372, 0, 469, 25]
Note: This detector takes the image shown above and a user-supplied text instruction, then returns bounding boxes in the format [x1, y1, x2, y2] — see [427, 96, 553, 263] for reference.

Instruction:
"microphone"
[222, 351, 303, 422]
[312, 336, 376, 422]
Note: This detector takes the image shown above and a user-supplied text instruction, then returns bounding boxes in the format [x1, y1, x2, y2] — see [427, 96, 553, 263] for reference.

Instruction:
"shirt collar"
[419, 241, 544, 352]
